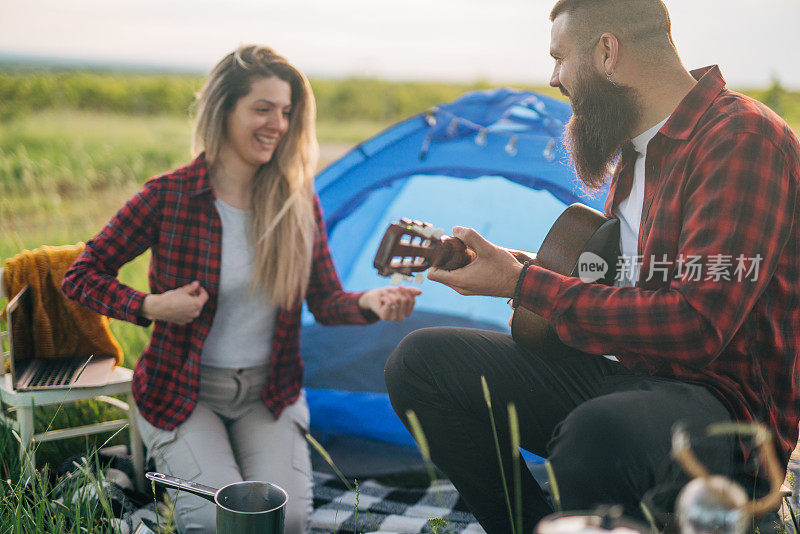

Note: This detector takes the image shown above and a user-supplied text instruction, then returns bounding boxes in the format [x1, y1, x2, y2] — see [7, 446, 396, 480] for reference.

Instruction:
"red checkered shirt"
[519, 66, 800, 464]
[62, 154, 373, 430]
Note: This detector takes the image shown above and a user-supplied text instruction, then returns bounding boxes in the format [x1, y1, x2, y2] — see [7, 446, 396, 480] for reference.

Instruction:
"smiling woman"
[190, 46, 321, 309]
[59, 44, 421, 534]
[223, 77, 293, 183]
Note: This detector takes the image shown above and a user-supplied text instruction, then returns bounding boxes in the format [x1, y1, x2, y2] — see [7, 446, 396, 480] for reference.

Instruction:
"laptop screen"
[6, 285, 35, 381]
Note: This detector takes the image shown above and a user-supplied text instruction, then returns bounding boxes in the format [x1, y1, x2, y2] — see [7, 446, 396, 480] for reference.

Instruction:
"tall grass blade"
[640, 501, 659, 532]
[294, 422, 380, 532]
[294, 421, 353, 492]
[481, 375, 516, 534]
[353, 479, 360, 534]
[545, 460, 562, 513]
[405, 409, 450, 530]
[405, 409, 438, 487]
[508, 403, 523, 534]
[785, 496, 799, 534]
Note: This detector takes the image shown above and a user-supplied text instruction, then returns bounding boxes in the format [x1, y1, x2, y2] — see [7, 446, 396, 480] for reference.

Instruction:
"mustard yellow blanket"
[2, 244, 123, 365]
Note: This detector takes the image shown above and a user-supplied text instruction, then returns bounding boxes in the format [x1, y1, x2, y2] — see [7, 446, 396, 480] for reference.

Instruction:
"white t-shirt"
[200, 198, 277, 368]
[614, 115, 670, 288]
[603, 115, 670, 361]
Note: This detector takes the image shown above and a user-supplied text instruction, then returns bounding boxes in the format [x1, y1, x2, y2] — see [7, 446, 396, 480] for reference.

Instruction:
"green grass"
[0, 419, 174, 533]
[0, 110, 192, 252]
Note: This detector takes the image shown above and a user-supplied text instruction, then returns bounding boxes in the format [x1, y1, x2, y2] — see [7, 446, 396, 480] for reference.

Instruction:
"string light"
[421, 94, 564, 161]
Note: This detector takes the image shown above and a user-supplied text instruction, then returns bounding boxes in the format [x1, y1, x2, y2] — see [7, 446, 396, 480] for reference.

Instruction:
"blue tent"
[302, 88, 608, 465]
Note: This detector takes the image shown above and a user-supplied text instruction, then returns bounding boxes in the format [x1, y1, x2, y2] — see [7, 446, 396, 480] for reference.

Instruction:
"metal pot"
[536, 506, 650, 534]
[146, 472, 287, 534]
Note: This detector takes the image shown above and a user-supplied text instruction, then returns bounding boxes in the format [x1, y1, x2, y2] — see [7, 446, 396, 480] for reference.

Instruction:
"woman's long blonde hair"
[192, 45, 318, 309]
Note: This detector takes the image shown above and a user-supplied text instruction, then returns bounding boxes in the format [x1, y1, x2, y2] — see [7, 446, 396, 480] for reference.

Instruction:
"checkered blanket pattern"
[311, 471, 486, 533]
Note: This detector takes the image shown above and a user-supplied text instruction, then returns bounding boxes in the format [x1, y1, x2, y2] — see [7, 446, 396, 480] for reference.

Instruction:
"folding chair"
[0, 267, 145, 491]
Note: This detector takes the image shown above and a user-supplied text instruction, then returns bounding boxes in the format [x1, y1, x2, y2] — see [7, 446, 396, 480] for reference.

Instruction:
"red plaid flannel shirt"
[519, 66, 800, 463]
[62, 154, 373, 430]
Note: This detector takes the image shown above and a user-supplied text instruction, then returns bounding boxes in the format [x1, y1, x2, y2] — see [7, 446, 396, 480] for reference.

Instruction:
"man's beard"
[563, 67, 641, 191]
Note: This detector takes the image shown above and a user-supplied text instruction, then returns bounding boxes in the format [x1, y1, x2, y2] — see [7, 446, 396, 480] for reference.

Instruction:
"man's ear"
[597, 32, 620, 75]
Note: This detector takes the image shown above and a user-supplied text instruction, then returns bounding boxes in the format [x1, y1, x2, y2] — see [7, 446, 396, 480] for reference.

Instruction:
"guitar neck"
[373, 220, 538, 276]
[433, 239, 536, 270]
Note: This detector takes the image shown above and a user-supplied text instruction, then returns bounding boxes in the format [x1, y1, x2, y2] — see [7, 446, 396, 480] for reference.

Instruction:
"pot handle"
[146, 472, 218, 503]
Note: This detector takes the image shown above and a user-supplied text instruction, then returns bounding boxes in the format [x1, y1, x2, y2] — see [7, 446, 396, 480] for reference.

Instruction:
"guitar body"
[510, 204, 620, 351]
[372, 203, 620, 352]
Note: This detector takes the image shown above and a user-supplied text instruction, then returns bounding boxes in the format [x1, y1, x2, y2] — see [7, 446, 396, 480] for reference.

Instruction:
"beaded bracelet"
[511, 260, 532, 309]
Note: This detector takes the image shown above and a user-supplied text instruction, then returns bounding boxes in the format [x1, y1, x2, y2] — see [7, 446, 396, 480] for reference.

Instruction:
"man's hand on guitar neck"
[428, 227, 523, 298]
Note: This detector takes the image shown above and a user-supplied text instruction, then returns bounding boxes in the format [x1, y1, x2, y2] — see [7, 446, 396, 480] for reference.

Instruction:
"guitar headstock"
[373, 218, 445, 282]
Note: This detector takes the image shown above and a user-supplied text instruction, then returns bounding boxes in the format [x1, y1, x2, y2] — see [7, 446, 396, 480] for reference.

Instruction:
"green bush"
[0, 71, 201, 120]
[743, 79, 800, 128]
[0, 68, 561, 124]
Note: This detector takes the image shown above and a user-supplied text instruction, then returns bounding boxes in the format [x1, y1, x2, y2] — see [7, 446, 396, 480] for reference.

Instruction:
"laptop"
[6, 285, 115, 391]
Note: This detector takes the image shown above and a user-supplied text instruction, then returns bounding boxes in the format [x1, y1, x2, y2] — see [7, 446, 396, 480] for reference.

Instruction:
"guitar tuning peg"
[431, 228, 444, 239]
[404, 275, 416, 283]
[416, 225, 433, 238]
[414, 274, 424, 284]
[390, 273, 403, 285]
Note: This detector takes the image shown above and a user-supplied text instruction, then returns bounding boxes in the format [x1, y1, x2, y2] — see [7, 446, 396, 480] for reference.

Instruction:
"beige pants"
[135, 365, 313, 534]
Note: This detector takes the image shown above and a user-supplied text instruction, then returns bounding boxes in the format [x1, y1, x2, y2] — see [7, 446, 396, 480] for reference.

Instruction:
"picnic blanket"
[310, 471, 485, 533]
[58, 449, 486, 534]
[52, 450, 797, 534]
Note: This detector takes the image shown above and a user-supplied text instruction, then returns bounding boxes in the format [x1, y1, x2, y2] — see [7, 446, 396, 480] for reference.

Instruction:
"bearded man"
[384, 0, 800, 532]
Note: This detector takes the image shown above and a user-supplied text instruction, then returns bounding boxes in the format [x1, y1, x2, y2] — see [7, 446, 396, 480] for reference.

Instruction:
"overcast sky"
[2, 0, 798, 88]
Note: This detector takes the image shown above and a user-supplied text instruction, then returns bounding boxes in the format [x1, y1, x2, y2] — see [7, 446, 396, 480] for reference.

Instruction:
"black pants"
[384, 328, 737, 534]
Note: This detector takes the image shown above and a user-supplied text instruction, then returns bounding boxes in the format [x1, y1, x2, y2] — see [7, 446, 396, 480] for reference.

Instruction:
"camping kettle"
[536, 505, 650, 534]
[146, 472, 287, 534]
[671, 422, 785, 534]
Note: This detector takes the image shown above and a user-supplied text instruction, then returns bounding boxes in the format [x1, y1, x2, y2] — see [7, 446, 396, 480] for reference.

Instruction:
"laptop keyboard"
[29, 359, 81, 387]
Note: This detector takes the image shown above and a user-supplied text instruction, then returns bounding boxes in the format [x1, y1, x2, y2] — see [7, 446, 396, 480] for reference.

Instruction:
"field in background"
[1, 68, 799, 473]
[0, 69, 566, 121]
[2, 68, 797, 124]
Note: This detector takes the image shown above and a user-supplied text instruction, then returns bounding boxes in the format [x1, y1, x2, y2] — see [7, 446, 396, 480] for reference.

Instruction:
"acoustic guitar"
[372, 203, 621, 350]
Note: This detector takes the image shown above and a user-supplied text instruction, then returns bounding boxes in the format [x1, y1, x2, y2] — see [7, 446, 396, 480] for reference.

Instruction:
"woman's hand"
[358, 286, 422, 321]
[141, 281, 209, 324]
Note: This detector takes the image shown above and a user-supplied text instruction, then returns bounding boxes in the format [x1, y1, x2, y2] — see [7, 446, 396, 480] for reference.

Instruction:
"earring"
[605, 70, 617, 86]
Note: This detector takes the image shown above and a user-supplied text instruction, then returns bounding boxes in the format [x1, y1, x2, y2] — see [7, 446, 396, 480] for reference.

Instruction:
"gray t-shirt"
[200, 198, 276, 368]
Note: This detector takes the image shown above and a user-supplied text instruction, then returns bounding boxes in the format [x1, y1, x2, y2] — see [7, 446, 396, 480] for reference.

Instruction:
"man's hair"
[550, 0, 676, 57]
